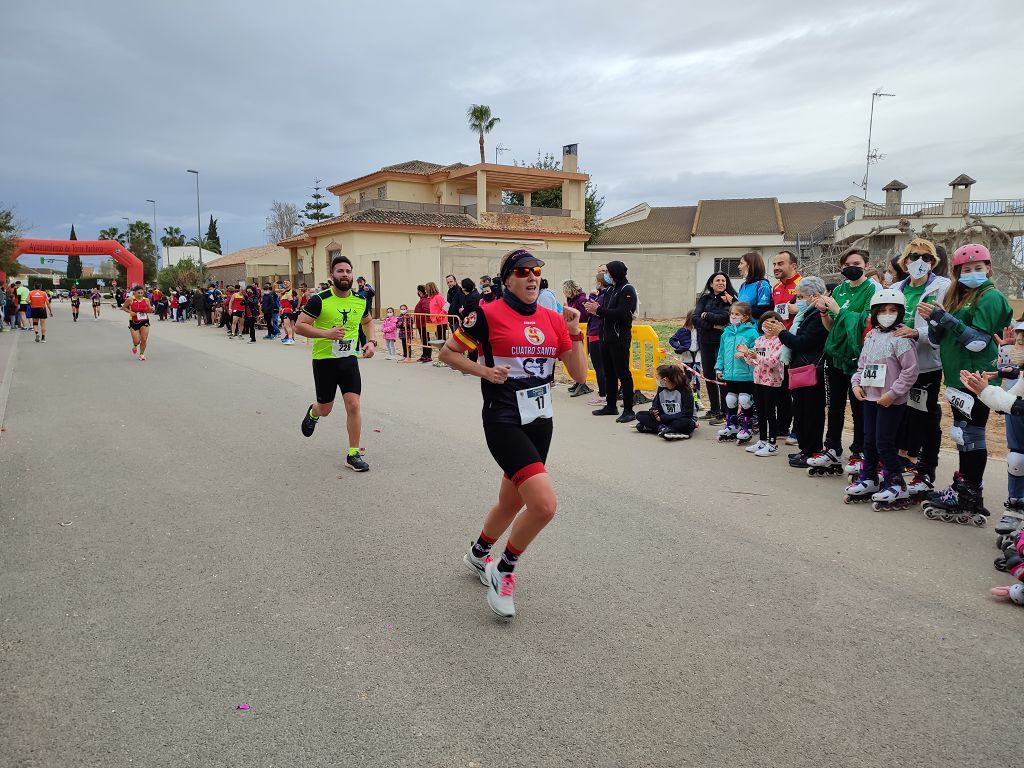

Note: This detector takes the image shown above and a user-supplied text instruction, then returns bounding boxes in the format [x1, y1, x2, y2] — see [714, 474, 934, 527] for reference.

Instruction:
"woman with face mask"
[761, 276, 829, 469]
[690, 271, 738, 425]
[918, 244, 1013, 525]
[889, 238, 952, 497]
[847, 289, 920, 509]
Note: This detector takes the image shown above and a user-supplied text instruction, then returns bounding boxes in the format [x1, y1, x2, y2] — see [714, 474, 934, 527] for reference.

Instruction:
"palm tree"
[98, 227, 125, 245]
[467, 104, 500, 164]
[187, 236, 215, 250]
[161, 226, 186, 248]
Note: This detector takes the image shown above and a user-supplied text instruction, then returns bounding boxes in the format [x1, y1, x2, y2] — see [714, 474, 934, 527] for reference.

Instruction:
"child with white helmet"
[846, 289, 920, 509]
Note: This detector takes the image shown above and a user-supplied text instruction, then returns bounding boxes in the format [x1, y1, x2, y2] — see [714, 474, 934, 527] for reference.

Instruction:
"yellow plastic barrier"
[570, 323, 664, 392]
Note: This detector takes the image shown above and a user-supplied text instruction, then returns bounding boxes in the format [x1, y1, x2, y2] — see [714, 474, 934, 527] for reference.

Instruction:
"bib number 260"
[516, 384, 553, 425]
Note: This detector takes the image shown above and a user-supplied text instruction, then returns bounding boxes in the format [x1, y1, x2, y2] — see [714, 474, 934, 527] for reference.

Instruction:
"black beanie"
[607, 260, 627, 283]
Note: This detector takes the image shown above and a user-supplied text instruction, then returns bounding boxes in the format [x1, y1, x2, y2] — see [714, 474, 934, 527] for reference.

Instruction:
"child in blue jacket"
[715, 301, 759, 444]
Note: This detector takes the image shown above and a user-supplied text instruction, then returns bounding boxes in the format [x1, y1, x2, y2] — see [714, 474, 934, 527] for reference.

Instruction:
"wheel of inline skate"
[924, 506, 939, 519]
[807, 467, 817, 476]
[995, 556, 1009, 572]
[940, 512, 955, 522]
[872, 502, 883, 512]
[972, 514, 987, 528]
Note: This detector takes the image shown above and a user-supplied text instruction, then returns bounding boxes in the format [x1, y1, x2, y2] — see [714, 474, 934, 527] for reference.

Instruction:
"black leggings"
[792, 378, 826, 455]
[244, 316, 256, 342]
[401, 338, 410, 358]
[419, 327, 431, 360]
[698, 337, 722, 414]
[896, 368, 942, 474]
[602, 339, 633, 411]
[825, 361, 864, 455]
[588, 338, 607, 396]
[636, 411, 696, 434]
[754, 384, 784, 442]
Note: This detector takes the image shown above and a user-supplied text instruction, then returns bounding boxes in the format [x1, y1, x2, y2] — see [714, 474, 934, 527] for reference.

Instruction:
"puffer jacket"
[715, 321, 759, 381]
[894, 273, 951, 374]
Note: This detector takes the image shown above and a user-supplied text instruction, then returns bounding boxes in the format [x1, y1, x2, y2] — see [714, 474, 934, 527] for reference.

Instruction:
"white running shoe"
[385, 355, 394, 360]
[485, 558, 516, 618]
[755, 442, 778, 457]
[746, 440, 766, 453]
[463, 550, 489, 586]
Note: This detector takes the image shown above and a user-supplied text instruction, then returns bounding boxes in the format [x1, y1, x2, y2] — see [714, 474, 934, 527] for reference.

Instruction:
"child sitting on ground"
[381, 307, 399, 360]
[635, 364, 698, 440]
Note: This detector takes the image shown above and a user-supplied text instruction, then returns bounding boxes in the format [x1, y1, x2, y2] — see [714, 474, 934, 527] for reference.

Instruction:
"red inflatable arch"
[11, 238, 143, 288]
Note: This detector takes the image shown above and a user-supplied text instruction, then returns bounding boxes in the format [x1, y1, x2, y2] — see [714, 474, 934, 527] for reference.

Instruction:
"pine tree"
[66, 224, 83, 280]
[301, 179, 332, 223]
[205, 215, 222, 254]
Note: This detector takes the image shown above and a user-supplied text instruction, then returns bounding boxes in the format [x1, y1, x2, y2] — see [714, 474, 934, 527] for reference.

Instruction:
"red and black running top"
[453, 298, 572, 425]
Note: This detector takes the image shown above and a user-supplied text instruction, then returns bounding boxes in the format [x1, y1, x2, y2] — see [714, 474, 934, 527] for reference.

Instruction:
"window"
[714, 257, 742, 278]
[377, 185, 386, 200]
[358, 190, 367, 201]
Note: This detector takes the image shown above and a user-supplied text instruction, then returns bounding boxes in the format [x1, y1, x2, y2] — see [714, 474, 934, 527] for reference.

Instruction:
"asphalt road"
[1, 307, 1022, 768]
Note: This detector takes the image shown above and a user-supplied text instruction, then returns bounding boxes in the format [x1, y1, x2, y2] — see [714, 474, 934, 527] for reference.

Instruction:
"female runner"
[122, 285, 153, 360]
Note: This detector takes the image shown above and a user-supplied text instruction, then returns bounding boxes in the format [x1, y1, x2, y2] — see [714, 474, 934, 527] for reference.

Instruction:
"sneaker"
[247, 339, 256, 344]
[755, 442, 778, 457]
[263, 335, 274, 340]
[40, 337, 46, 343]
[785, 433, 799, 446]
[789, 452, 808, 468]
[300, 404, 319, 437]
[637, 422, 658, 434]
[567, 383, 579, 395]
[570, 383, 593, 398]
[34, 333, 40, 342]
[587, 395, 607, 406]
[746, 440, 767, 453]
[385, 355, 394, 360]
[615, 411, 636, 423]
[346, 451, 370, 472]
[132, 346, 137, 355]
[463, 550, 489, 585]
[709, 413, 725, 426]
[138, 354, 145, 361]
[485, 559, 516, 618]
[593, 406, 618, 416]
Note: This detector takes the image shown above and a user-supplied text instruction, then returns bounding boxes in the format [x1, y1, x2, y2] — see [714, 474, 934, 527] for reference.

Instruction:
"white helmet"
[871, 288, 906, 310]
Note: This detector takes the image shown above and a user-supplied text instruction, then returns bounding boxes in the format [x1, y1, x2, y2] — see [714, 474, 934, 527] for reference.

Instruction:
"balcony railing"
[343, 199, 468, 215]
[861, 199, 1024, 219]
[863, 201, 946, 218]
[486, 203, 571, 217]
[961, 199, 1024, 216]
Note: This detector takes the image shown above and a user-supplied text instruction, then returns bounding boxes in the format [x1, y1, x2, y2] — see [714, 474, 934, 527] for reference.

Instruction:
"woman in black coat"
[691, 272, 737, 423]
[761, 275, 829, 468]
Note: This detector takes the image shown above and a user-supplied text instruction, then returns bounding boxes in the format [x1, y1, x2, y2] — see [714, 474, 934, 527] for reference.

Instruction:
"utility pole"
[187, 169, 203, 266]
[861, 90, 895, 202]
[146, 199, 158, 269]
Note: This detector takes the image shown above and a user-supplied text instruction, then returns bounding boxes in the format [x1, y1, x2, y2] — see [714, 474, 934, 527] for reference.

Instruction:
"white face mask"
[876, 313, 898, 328]
[907, 259, 930, 280]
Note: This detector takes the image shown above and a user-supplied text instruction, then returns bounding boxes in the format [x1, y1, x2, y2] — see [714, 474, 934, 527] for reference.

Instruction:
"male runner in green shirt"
[295, 254, 376, 472]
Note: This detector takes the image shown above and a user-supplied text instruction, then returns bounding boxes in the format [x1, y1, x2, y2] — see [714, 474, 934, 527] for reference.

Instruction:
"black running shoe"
[346, 451, 370, 472]
[301, 405, 318, 437]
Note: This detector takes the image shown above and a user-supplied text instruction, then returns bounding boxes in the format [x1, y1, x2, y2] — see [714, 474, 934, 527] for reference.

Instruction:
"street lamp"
[121, 217, 130, 244]
[861, 89, 895, 202]
[146, 199, 158, 269]
[187, 169, 203, 266]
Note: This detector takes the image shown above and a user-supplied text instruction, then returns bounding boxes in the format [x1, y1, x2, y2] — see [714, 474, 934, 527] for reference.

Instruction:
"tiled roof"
[882, 179, 907, 191]
[304, 208, 483, 232]
[205, 245, 290, 269]
[949, 173, 977, 186]
[778, 201, 846, 238]
[593, 206, 697, 245]
[693, 198, 782, 236]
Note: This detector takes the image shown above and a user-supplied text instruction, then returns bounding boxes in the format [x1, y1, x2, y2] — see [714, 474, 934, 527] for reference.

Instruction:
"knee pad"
[738, 392, 754, 410]
[951, 420, 966, 450]
[961, 423, 987, 452]
[725, 392, 739, 409]
[1010, 452, 1024, 477]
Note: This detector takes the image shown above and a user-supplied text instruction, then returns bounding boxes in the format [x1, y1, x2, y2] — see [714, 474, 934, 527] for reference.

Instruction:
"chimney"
[882, 179, 907, 210]
[562, 143, 578, 174]
[949, 173, 976, 205]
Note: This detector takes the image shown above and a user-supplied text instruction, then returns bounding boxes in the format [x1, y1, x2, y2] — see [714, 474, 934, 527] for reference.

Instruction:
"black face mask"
[841, 266, 865, 282]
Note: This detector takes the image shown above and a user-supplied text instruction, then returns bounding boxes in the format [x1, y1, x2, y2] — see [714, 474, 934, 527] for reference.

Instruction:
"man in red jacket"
[770, 250, 802, 445]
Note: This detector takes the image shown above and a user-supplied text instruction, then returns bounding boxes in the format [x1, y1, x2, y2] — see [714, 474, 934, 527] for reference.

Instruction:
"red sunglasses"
[511, 266, 542, 278]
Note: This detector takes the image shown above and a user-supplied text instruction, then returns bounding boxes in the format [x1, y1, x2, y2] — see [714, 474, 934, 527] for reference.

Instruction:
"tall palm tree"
[161, 226, 185, 248]
[467, 104, 500, 164]
[98, 227, 125, 245]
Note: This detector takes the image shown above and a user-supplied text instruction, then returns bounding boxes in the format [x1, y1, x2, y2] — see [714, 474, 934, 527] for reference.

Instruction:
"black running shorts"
[312, 357, 361, 403]
[129, 320, 150, 331]
[483, 418, 553, 487]
[31, 307, 48, 319]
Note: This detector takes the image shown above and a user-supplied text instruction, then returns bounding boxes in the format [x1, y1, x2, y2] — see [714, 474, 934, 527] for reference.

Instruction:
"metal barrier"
[400, 311, 462, 362]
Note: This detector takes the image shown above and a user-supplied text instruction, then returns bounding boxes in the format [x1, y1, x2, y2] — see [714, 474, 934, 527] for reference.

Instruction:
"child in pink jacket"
[738, 311, 786, 457]
[380, 307, 399, 360]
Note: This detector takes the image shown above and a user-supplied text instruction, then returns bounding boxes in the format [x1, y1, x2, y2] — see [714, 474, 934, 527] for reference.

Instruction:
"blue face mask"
[795, 299, 809, 312]
[602, 272, 614, 285]
[958, 271, 988, 289]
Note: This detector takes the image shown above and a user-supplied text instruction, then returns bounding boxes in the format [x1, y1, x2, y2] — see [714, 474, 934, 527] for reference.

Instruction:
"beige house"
[204, 245, 290, 286]
[279, 147, 590, 317]
[590, 197, 845, 314]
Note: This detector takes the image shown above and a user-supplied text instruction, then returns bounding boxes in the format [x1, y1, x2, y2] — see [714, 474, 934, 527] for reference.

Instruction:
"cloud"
[1, 0, 1021, 249]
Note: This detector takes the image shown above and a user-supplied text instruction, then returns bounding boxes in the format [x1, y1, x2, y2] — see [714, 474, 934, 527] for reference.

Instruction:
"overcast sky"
[3, 0, 1022, 261]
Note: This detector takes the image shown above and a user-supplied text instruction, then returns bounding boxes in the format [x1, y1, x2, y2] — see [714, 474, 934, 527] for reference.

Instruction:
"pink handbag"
[788, 362, 819, 390]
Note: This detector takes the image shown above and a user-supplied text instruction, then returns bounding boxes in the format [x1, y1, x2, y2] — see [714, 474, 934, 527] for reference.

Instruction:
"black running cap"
[500, 249, 545, 281]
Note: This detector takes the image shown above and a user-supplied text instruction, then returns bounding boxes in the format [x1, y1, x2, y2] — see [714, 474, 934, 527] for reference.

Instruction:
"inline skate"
[994, 528, 1024, 573]
[717, 415, 738, 442]
[844, 473, 880, 504]
[807, 449, 844, 476]
[922, 472, 989, 526]
[995, 498, 1024, 551]
[905, 470, 935, 503]
[844, 452, 863, 481]
[871, 473, 913, 511]
[735, 416, 753, 445]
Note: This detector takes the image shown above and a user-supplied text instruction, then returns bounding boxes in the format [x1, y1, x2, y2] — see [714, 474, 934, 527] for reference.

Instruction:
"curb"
[0, 330, 19, 443]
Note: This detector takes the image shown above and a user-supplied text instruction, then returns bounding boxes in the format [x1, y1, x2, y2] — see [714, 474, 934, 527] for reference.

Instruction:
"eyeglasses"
[511, 266, 542, 278]
[906, 253, 935, 263]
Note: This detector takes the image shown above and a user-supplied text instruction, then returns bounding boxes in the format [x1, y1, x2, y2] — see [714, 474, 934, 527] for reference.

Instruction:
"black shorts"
[483, 418, 553, 487]
[30, 307, 48, 320]
[232, 311, 244, 318]
[129, 320, 151, 331]
[287, 312, 299, 323]
[312, 357, 361, 403]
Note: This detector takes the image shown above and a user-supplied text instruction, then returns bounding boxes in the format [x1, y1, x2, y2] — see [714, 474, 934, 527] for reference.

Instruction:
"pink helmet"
[952, 243, 991, 267]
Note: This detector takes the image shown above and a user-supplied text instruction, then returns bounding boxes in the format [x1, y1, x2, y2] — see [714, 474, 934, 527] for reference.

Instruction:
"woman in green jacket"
[918, 243, 1013, 525]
